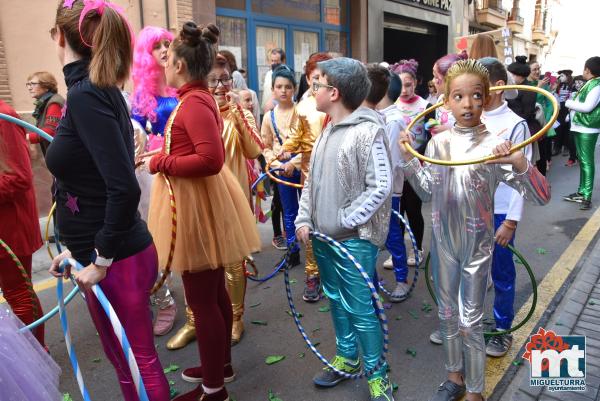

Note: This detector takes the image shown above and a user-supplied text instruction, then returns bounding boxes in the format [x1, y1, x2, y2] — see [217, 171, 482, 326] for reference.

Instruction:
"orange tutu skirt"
[147, 166, 261, 273]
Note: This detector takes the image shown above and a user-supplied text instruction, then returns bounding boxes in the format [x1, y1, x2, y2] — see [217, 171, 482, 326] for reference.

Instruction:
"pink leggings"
[84, 244, 170, 401]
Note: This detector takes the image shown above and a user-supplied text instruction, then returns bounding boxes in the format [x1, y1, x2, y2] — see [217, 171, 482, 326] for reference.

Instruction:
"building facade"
[0, 0, 556, 114]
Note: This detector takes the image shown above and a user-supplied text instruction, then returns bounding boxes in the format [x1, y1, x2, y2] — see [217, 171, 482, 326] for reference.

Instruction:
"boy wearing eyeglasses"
[295, 57, 394, 401]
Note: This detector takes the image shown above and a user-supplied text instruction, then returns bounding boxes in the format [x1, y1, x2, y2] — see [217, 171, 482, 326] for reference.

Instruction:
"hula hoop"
[58, 258, 150, 401]
[0, 239, 40, 323]
[251, 171, 275, 223]
[150, 174, 176, 295]
[423, 245, 537, 336]
[45, 202, 62, 260]
[378, 210, 420, 299]
[245, 253, 288, 283]
[284, 232, 389, 379]
[403, 85, 559, 166]
[266, 156, 305, 189]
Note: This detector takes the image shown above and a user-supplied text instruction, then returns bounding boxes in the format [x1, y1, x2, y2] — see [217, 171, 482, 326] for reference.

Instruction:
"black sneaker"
[303, 275, 321, 302]
[313, 355, 361, 387]
[429, 380, 466, 401]
[564, 192, 584, 203]
[486, 331, 513, 357]
[580, 200, 592, 210]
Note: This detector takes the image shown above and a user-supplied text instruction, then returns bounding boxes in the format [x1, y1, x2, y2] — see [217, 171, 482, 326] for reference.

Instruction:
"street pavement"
[8, 151, 600, 401]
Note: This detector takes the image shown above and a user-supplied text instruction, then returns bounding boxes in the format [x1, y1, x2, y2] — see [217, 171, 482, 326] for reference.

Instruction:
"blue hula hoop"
[284, 232, 389, 379]
[246, 168, 289, 283]
[378, 210, 421, 299]
[59, 259, 150, 401]
[0, 112, 149, 400]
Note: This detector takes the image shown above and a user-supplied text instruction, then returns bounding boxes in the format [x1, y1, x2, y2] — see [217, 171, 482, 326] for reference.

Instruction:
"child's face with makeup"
[445, 73, 486, 127]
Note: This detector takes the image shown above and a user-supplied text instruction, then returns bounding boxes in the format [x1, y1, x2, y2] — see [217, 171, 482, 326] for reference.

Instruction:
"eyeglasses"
[207, 78, 233, 88]
[26, 82, 41, 88]
[312, 81, 334, 93]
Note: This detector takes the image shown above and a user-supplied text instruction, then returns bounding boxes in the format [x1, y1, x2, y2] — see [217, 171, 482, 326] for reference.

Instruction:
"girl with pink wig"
[132, 26, 178, 152]
[431, 52, 468, 134]
[132, 26, 179, 339]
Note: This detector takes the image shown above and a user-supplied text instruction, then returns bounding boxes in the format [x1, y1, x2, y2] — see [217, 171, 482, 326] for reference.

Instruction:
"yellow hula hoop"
[265, 152, 308, 189]
[403, 84, 559, 166]
[45, 202, 57, 260]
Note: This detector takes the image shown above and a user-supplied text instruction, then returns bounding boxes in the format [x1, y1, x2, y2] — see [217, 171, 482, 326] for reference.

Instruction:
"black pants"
[271, 181, 283, 237]
[556, 104, 577, 161]
[400, 182, 425, 250]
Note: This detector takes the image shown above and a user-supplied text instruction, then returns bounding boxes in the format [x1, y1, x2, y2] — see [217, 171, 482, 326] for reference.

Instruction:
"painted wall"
[0, 0, 182, 113]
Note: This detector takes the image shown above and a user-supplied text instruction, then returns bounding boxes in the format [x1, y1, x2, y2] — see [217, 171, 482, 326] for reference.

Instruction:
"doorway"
[383, 15, 448, 98]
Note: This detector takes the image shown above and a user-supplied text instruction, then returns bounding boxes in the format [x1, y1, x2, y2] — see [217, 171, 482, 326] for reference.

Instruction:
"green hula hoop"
[424, 244, 537, 337]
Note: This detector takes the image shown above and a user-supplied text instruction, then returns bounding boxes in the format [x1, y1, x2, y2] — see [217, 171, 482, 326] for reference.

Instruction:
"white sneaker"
[429, 329, 442, 345]
[407, 249, 423, 266]
[383, 256, 393, 270]
[390, 282, 410, 302]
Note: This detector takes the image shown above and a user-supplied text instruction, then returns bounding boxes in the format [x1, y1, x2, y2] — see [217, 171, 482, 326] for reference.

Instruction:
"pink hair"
[132, 26, 176, 122]
[390, 59, 419, 78]
[434, 51, 468, 77]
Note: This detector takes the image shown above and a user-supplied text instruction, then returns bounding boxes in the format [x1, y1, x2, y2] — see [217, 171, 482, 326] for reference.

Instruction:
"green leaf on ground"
[297, 352, 305, 358]
[286, 310, 303, 318]
[289, 279, 297, 284]
[556, 322, 564, 326]
[406, 348, 417, 357]
[318, 306, 330, 312]
[421, 302, 433, 313]
[265, 355, 286, 365]
[395, 316, 402, 320]
[169, 386, 179, 399]
[163, 364, 180, 373]
[514, 258, 523, 265]
[408, 310, 419, 320]
[249, 302, 261, 308]
[168, 380, 175, 386]
[92, 357, 101, 363]
[268, 389, 284, 401]
[313, 342, 321, 347]
[512, 360, 523, 366]
[590, 300, 597, 305]
[62, 394, 73, 401]
[536, 247, 547, 255]
[312, 327, 321, 333]
[392, 382, 399, 392]
[251, 320, 268, 325]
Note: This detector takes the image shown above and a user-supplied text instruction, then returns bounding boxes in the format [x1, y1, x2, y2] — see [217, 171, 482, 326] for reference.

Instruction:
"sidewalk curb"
[492, 229, 600, 401]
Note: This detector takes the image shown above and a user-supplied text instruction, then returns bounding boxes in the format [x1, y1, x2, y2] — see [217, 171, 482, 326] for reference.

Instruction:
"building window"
[216, 0, 245, 10]
[216, 16, 248, 70]
[251, 0, 321, 22]
[325, 30, 347, 57]
[324, 0, 347, 26]
[293, 31, 319, 83]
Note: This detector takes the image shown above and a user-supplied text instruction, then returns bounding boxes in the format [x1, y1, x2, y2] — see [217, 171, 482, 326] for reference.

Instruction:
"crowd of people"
[0, 2, 599, 401]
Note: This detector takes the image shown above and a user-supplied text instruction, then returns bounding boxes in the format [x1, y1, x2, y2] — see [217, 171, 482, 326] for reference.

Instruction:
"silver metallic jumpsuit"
[402, 124, 550, 393]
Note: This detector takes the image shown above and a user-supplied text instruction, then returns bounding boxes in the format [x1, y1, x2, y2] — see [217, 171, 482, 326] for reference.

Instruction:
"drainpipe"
[139, 0, 144, 27]
[165, 0, 171, 30]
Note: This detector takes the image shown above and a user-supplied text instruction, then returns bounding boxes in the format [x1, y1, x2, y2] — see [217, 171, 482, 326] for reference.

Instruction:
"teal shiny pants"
[573, 131, 599, 200]
[312, 237, 387, 379]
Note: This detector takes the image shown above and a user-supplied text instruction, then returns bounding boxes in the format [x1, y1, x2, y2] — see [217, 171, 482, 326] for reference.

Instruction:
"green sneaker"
[368, 377, 395, 401]
[312, 355, 361, 387]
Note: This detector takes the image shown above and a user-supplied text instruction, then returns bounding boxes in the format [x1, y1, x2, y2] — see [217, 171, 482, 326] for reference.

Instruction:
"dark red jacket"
[0, 100, 42, 256]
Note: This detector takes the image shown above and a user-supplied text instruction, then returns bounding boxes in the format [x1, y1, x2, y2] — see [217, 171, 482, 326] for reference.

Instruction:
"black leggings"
[400, 183, 425, 250]
[271, 181, 283, 237]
